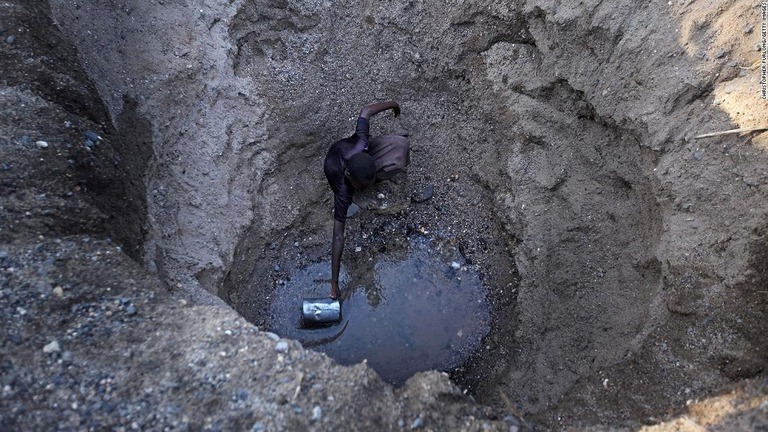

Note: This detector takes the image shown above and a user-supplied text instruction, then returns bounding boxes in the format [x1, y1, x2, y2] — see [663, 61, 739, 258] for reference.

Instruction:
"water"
[266, 236, 490, 385]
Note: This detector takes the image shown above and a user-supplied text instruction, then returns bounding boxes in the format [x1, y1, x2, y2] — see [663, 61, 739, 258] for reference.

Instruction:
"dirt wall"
[482, 1, 768, 426]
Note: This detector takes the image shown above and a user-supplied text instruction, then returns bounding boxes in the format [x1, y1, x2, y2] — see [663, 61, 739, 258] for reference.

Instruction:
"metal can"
[302, 298, 342, 326]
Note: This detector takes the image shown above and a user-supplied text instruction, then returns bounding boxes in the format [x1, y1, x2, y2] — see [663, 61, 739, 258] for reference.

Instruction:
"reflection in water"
[266, 236, 490, 385]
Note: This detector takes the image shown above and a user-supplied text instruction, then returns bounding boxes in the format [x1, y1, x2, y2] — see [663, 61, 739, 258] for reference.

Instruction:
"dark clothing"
[324, 117, 370, 222]
[324, 118, 411, 223]
[369, 135, 410, 180]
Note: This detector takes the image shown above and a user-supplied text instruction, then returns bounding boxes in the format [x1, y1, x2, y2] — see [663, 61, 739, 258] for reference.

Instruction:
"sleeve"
[333, 183, 353, 223]
[324, 147, 350, 222]
[355, 117, 370, 141]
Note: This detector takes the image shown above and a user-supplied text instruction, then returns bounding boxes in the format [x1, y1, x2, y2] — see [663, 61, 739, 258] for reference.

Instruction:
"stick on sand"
[694, 127, 768, 139]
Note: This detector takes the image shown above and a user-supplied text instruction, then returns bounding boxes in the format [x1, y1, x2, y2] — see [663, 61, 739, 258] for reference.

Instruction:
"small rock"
[273, 264, 280, 272]
[84, 130, 101, 142]
[265, 332, 280, 341]
[84, 140, 95, 149]
[236, 389, 249, 401]
[502, 415, 521, 426]
[43, 340, 61, 354]
[410, 416, 424, 430]
[311, 406, 322, 421]
[5, 35, 15, 44]
[52, 286, 64, 297]
[275, 341, 289, 352]
[743, 23, 753, 34]
[0, 250, 7, 259]
[293, 241, 299, 247]
[450, 261, 461, 270]
[693, 150, 703, 160]
[61, 351, 73, 363]
[714, 48, 727, 59]
[35, 141, 49, 148]
[125, 305, 137, 316]
[411, 184, 434, 203]
[377, 193, 386, 199]
[346, 203, 360, 219]
[250, 422, 264, 432]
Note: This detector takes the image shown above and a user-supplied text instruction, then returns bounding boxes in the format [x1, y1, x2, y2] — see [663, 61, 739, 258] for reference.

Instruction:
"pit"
[45, 0, 768, 429]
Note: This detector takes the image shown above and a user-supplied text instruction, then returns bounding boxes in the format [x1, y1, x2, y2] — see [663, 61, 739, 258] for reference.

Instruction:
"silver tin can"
[302, 298, 341, 325]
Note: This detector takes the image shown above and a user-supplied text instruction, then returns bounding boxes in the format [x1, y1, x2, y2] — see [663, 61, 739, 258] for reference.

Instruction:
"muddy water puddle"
[266, 236, 490, 385]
